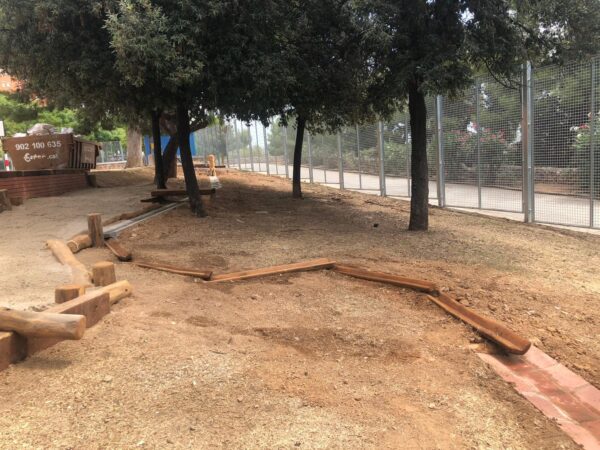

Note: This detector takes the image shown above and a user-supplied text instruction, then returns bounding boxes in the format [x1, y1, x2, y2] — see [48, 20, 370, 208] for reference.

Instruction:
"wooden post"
[0, 308, 86, 340]
[92, 261, 116, 287]
[55, 284, 85, 304]
[87, 213, 104, 247]
[0, 189, 12, 211]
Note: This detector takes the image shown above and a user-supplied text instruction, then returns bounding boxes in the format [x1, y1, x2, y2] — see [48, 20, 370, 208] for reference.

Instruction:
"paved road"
[232, 161, 600, 230]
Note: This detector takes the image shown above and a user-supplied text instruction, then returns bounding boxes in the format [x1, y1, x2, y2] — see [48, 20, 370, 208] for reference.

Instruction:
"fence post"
[378, 121, 386, 197]
[406, 111, 411, 196]
[521, 62, 535, 223]
[224, 125, 229, 168]
[263, 124, 270, 175]
[283, 126, 289, 179]
[475, 84, 482, 209]
[337, 131, 345, 189]
[248, 124, 255, 172]
[435, 96, 446, 207]
[307, 132, 314, 183]
[591, 61, 596, 228]
[234, 121, 242, 169]
[356, 125, 362, 189]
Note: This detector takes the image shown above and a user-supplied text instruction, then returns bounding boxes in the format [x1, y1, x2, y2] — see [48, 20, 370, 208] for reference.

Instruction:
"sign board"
[2, 134, 72, 170]
[80, 142, 97, 164]
[0, 120, 5, 137]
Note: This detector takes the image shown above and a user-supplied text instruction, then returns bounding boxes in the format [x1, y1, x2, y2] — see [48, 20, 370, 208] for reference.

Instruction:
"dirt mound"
[92, 167, 155, 187]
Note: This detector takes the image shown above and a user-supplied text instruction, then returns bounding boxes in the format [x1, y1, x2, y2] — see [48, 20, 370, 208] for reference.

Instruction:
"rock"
[250, 294, 260, 300]
[488, 303, 498, 312]
[428, 403, 436, 409]
[237, 397, 243, 403]
[103, 376, 113, 383]
[459, 299, 471, 307]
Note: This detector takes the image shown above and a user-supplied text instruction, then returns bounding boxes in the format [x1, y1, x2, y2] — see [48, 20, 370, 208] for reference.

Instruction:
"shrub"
[573, 114, 600, 196]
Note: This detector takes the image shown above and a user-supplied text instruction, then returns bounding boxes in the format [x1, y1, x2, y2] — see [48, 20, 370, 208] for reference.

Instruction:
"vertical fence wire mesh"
[213, 57, 600, 229]
[532, 60, 592, 227]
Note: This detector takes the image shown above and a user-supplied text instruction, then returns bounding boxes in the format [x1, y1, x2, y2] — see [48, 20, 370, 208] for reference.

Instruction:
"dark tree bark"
[408, 80, 429, 231]
[161, 134, 179, 181]
[151, 110, 166, 189]
[292, 116, 307, 199]
[176, 103, 206, 217]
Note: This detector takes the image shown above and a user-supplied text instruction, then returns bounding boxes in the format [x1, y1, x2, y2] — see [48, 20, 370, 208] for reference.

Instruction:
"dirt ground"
[1, 168, 599, 449]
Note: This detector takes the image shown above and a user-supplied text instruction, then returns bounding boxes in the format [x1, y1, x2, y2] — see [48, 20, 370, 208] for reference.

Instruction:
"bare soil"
[1, 168, 599, 449]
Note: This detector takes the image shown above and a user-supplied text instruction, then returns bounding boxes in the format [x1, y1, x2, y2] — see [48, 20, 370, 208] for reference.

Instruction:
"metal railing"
[197, 56, 600, 230]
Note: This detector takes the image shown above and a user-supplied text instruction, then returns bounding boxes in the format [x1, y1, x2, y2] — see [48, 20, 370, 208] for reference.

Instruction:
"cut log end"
[67, 234, 92, 253]
[55, 284, 86, 304]
[92, 261, 117, 287]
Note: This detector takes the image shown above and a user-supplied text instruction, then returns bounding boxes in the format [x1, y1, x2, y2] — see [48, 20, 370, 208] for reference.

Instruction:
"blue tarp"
[143, 135, 197, 157]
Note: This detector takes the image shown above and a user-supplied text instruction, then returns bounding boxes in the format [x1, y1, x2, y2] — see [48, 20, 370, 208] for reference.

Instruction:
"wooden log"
[1, 291, 111, 370]
[105, 238, 132, 261]
[66, 233, 92, 253]
[151, 188, 215, 197]
[333, 264, 438, 293]
[55, 284, 85, 304]
[0, 189, 12, 211]
[87, 213, 104, 247]
[47, 239, 92, 286]
[0, 308, 86, 340]
[92, 261, 116, 287]
[134, 261, 212, 280]
[426, 293, 531, 355]
[96, 280, 133, 305]
[210, 258, 336, 283]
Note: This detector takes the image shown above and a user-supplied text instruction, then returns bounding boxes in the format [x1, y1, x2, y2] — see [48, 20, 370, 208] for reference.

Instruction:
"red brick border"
[0, 170, 89, 201]
[479, 347, 600, 449]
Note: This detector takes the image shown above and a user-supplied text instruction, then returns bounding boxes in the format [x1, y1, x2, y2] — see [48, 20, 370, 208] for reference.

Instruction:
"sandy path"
[0, 178, 151, 310]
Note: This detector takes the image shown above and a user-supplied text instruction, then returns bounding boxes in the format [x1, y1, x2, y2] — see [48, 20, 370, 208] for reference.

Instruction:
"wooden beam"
[210, 258, 336, 283]
[426, 293, 531, 355]
[105, 238, 132, 261]
[27, 291, 110, 355]
[87, 213, 104, 247]
[333, 264, 438, 293]
[151, 188, 215, 197]
[66, 234, 92, 253]
[0, 308, 86, 340]
[47, 239, 92, 286]
[92, 261, 116, 287]
[55, 284, 85, 304]
[0, 331, 26, 371]
[134, 261, 213, 280]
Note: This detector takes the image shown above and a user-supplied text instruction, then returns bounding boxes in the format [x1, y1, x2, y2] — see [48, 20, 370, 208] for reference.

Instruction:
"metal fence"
[197, 56, 600, 230]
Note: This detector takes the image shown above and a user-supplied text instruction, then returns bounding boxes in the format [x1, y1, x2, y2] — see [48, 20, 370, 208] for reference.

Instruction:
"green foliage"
[573, 114, 600, 195]
[0, 93, 126, 147]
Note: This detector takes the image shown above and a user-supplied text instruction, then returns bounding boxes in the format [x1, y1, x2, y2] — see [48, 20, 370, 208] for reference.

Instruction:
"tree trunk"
[125, 125, 144, 168]
[408, 81, 429, 231]
[151, 111, 166, 189]
[176, 103, 206, 217]
[292, 117, 306, 198]
[161, 134, 179, 181]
